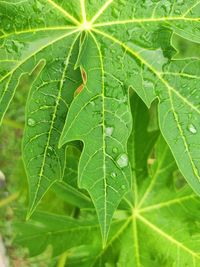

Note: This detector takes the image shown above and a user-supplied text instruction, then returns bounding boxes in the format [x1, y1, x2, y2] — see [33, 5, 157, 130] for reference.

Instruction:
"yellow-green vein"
[27, 32, 81, 217]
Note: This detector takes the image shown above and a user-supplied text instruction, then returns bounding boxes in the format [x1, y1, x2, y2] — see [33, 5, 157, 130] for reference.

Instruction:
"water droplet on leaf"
[112, 147, 118, 154]
[48, 146, 53, 151]
[28, 118, 36, 127]
[116, 153, 129, 168]
[90, 101, 95, 106]
[187, 124, 197, 134]
[111, 172, 117, 178]
[105, 127, 114, 136]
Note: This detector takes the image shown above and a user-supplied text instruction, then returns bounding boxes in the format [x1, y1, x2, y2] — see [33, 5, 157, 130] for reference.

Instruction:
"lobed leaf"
[15, 105, 200, 265]
[59, 33, 132, 243]
[0, 0, 200, 242]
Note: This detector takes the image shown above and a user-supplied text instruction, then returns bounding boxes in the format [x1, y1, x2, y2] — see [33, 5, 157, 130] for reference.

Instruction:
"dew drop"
[27, 118, 36, 127]
[188, 123, 197, 134]
[116, 153, 129, 168]
[121, 185, 126, 190]
[112, 147, 118, 154]
[90, 101, 95, 106]
[105, 126, 113, 136]
[111, 172, 117, 178]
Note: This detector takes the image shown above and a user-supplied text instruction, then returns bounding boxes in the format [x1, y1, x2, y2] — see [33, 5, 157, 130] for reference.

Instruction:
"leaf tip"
[100, 223, 110, 249]
[58, 138, 64, 149]
[102, 236, 108, 249]
[26, 209, 33, 221]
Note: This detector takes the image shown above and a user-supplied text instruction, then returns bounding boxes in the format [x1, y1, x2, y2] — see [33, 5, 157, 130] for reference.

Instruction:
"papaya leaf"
[92, 137, 200, 267]
[15, 136, 200, 266]
[59, 33, 132, 244]
[14, 211, 101, 257]
[0, 0, 200, 243]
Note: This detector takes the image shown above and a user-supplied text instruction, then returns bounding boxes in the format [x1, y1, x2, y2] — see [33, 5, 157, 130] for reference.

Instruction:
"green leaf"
[14, 210, 127, 265]
[52, 181, 92, 209]
[15, 134, 200, 266]
[22, 33, 83, 217]
[52, 146, 92, 209]
[59, 33, 132, 243]
[1, 0, 200, 243]
[14, 211, 101, 257]
[90, 0, 200, 199]
[92, 137, 200, 267]
[128, 92, 159, 182]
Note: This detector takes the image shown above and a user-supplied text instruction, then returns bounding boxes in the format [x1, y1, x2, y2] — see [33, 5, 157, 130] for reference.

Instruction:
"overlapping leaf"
[92, 137, 200, 267]
[0, 0, 200, 242]
[15, 211, 101, 258]
[59, 33, 132, 243]
[23, 33, 83, 216]
[15, 95, 200, 266]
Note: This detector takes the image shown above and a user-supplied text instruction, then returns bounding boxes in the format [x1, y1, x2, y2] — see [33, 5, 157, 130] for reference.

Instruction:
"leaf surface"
[59, 32, 132, 243]
[0, 0, 200, 241]
[15, 211, 101, 257]
[88, 94, 200, 265]
[15, 111, 200, 266]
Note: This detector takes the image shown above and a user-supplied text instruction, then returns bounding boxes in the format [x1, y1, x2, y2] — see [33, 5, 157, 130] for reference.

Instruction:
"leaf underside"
[1, 0, 200, 242]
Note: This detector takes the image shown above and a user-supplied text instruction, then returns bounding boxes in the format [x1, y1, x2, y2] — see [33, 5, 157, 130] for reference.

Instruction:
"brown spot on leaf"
[74, 68, 87, 97]
[74, 84, 84, 97]
[81, 68, 87, 84]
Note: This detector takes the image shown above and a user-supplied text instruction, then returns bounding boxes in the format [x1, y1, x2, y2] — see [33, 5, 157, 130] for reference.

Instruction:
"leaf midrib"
[92, 28, 200, 185]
